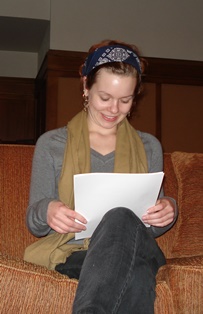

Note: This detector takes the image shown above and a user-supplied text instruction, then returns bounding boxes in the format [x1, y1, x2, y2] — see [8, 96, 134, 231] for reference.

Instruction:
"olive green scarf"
[24, 110, 148, 269]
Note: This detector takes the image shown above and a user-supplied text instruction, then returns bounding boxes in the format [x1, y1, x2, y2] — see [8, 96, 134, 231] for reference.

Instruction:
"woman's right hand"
[47, 200, 87, 234]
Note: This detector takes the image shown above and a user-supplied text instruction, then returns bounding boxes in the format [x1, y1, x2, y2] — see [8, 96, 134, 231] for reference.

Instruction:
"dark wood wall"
[1, 50, 203, 152]
[0, 77, 36, 144]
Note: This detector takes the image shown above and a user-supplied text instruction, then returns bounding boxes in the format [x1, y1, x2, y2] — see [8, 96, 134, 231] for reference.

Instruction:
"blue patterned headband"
[82, 45, 142, 76]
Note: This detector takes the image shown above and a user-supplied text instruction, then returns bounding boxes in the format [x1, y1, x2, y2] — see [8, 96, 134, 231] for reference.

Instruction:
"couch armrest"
[155, 280, 175, 314]
[0, 254, 78, 314]
[157, 256, 203, 314]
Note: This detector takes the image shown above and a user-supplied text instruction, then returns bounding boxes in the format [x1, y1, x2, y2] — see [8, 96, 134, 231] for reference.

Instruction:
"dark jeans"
[56, 207, 166, 314]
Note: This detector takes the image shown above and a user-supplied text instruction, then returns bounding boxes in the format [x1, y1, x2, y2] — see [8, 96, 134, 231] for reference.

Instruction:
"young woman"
[26, 40, 177, 313]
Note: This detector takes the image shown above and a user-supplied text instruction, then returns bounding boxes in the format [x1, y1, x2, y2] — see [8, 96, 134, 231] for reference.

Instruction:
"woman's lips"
[101, 113, 118, 122]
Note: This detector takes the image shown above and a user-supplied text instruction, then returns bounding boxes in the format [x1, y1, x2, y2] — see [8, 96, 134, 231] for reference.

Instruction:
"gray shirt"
[26, 126, 177, 239]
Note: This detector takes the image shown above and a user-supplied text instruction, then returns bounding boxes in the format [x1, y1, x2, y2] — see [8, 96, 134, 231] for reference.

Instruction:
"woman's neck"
[87, 115, 117, 155]
[89, 129, 116, 156]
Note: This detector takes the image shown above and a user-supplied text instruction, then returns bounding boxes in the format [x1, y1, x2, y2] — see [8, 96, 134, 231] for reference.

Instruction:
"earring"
[83, 92, 89, 111]
[127, 111, 131, 118]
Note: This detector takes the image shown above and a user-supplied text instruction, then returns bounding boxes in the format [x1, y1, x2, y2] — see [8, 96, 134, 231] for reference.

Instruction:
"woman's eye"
[101, 97, 110, 102]
[120, 99, 131, 104]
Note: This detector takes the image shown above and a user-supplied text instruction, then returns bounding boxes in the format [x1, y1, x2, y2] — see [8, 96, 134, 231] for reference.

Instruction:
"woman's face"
[84, 68, 137, 132]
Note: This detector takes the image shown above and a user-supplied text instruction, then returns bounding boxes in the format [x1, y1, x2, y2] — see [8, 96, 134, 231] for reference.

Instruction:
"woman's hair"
[79, 40, 147, 113]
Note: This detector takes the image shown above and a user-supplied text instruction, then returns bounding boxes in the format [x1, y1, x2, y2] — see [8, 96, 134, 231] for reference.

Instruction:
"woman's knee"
[102, 207, 142, 229]
[90, 207, 145, 246]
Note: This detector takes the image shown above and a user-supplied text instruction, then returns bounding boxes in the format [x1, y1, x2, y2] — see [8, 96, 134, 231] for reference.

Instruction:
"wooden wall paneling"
[0, 77, 35, 143]
[130, 83, 157, 136]
[145, 57, 203, 152]
[36, 50, 87, 132]
[46, 50, 87, 76]
[46, 75, 59, 130]
[145, 57, 203, 86]
[57, 77, 83, 127]
[161, 84, 203, 152]
[155, 83, 162, 141]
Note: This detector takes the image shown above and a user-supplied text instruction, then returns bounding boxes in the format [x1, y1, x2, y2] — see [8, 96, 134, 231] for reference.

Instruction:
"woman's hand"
[47, 200, 87, 234]
[142, 198, 175, 227]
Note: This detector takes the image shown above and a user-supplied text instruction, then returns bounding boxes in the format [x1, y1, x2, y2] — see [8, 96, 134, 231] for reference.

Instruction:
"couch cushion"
[171, 152, 203, 257]
[0, 145, 37, 259]
[0, 254, 172, 314]
[0, 254, 78, 314]
[157, 256, 203, 314]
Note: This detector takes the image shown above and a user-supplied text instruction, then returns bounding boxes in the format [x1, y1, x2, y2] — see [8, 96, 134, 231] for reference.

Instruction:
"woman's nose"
[110, 100, 119, 113]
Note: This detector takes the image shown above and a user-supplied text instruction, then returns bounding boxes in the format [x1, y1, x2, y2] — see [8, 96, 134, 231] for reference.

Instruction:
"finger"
[53, 224, 86, 234]
[66, 209, 87, 224]
[143, 208, 173, 221]
[147, 203, 164, 214]
[143, 212, 174, 227]
[69, 218, 87, 231]
[53, 206, 87, 225]
[49, 214, 86, 233]
[150, 217, 174, 227]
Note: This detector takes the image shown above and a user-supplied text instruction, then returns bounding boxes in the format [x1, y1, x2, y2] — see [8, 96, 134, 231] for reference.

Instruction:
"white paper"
[74, 172, 164, 240]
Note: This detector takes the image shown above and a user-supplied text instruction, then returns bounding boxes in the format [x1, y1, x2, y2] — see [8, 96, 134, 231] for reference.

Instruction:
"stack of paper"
[74, 172, 164, 240]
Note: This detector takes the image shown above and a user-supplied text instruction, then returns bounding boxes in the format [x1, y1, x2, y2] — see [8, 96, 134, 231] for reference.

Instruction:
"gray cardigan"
[26, 126, 177, 239]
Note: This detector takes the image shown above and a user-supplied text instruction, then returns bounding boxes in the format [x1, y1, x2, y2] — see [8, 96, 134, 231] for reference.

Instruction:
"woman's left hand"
[142, 198, 175, 227]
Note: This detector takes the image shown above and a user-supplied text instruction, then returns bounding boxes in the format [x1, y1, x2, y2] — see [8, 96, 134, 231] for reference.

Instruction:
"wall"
[38, 24, 50, 70]
[161, 84, 203, 152]
[50, 0, 203, 61]
[0, 0, 203, 78]
[0, 0, 50, 78]
[0, 51, 38, 78]
[0, 0, 50, 19]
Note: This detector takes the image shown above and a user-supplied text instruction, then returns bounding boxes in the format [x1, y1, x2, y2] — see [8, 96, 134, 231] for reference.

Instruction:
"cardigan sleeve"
[26, 127, 67, 237]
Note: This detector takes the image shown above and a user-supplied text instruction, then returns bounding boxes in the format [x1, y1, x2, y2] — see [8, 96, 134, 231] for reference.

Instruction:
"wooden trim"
[0, 77, 35, 94]
[37, 49, 203, 85]
[37, 50, 87, 80]
[145, 57, 203, 86]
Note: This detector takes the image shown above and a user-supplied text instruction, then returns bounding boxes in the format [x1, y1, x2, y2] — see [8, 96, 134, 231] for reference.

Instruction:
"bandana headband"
[82, 45, 142, 76]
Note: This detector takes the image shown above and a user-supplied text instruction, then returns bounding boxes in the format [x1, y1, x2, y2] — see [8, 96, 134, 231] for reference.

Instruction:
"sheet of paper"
[74, 172, 164, 240]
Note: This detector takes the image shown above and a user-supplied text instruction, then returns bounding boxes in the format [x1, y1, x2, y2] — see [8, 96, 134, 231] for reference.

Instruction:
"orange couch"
[0, 144, 202, 314]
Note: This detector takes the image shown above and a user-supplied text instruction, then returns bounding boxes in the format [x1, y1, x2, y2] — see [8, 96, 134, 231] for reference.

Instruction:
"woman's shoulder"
[137, 130, 162, 152]
[36, 127, 67, 147]
[34, 127, 67, 160]
[136, 130, 163, 172]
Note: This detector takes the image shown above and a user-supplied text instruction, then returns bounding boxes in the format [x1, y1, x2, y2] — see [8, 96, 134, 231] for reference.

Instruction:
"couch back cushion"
[0, 254, 78, 313]
[170, 152, 203, 257]
[0, 145, 37, 258]
[156, 152, 203, 258]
